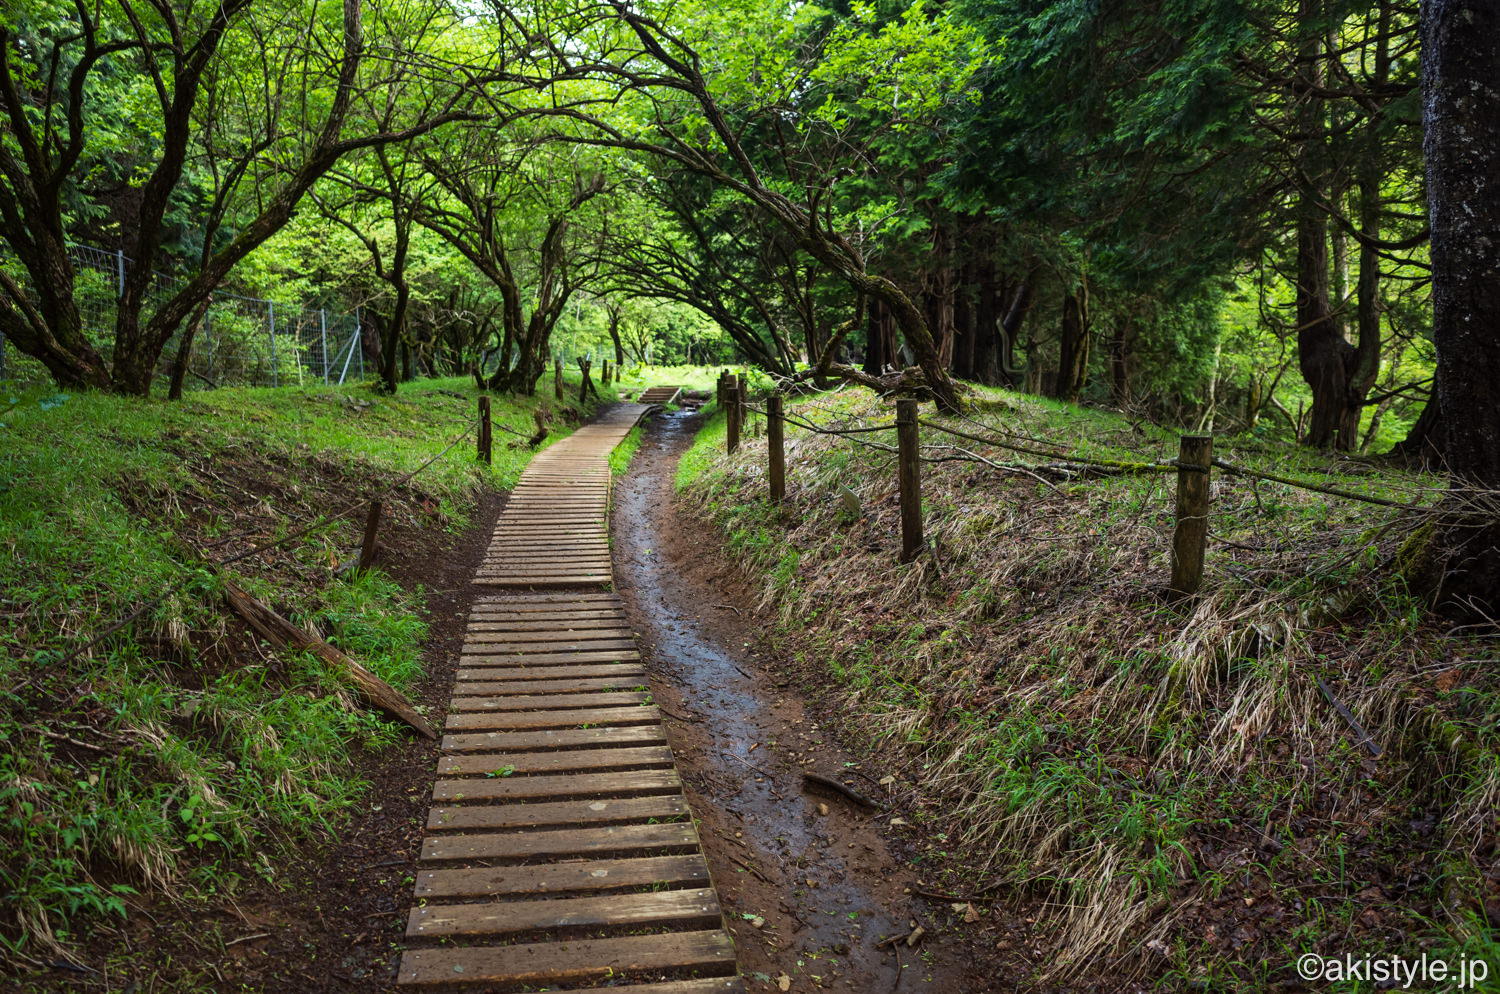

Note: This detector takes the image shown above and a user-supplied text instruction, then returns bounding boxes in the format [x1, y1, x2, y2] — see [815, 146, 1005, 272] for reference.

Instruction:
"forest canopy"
[0, 0, 1482, 467]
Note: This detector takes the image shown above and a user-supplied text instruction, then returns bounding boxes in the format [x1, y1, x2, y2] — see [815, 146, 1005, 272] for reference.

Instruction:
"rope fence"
[712, 370, 1452, 597]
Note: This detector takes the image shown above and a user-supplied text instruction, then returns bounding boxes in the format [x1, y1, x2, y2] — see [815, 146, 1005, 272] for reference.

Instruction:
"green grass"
[610, 424, 645, 476]
[0, 373, 620, 964]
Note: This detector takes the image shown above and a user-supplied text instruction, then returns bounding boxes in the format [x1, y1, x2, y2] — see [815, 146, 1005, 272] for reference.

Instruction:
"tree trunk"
[999, 282, 1033, 388]
[1404, 0, 1500, 612]
[1053, 285, 1089, 403]
[167, 298, 214, 400]
[1423, 0, 1500, 484]
[1294, 3, 1357, 449]
[1392, 388, 1446, 466]
[1109, 317, 1130, 405]
[1337, 7, 1392, 449]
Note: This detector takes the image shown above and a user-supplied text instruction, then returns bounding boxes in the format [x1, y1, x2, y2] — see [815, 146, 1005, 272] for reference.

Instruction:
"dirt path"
[612, 407, 997, 994]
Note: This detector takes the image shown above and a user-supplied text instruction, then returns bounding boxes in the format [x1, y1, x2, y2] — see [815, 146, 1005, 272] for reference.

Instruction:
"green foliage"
[0, 376, 599, 957]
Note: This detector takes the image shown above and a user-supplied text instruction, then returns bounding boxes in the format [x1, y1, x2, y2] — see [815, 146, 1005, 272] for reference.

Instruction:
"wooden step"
[397, 930, 735, 987]
[431, 768, 682, 801]
[419, 820, 699, 861]
[406, 888, 719, 938]
[437, 744, 674, 775]
[448, 690, 652, 712]
[443, 705, 660, 730]
[426, 793, 689, 830]
[453, 676, 649, 695]
[440, 724, 665, 753]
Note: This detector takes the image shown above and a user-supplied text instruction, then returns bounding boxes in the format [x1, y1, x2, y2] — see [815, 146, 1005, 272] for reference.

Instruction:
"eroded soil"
[612, 407, 1007, 994]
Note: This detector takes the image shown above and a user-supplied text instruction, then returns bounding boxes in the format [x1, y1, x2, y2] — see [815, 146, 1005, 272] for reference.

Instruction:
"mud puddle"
[613, 407, 986, 993]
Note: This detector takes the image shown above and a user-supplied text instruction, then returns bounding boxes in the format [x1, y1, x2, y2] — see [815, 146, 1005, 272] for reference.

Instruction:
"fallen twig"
[723, 751, 772, 778]
[913, 888, 1002, 904]
[802, 771, 879, 810]
[729, 855, 773, 884]
[712, 602, 743, 616]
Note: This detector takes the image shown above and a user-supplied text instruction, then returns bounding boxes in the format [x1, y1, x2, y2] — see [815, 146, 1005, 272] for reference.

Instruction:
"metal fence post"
[320, 309, 329, 383]
[204, 313, 214, 380]
[116, 249, 125, 299]
[268, 301, 278, 387]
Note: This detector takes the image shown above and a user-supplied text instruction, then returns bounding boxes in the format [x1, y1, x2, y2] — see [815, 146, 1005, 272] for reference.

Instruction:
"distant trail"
[393, 398, 744, 992]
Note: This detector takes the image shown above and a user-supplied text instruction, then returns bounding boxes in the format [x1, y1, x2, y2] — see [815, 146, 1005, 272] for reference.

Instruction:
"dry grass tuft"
[682, 385, 1500, 987]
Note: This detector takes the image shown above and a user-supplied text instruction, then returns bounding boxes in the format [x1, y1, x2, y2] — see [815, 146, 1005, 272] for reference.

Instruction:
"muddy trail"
[612, 407, 1000, 994]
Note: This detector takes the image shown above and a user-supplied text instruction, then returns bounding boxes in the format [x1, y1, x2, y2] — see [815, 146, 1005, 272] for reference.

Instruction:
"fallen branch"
[1314, 676, 1383, 758]
[802, 771, 879, 810]
[913, 888, 1002, 904]
[223, 580, 437, 740]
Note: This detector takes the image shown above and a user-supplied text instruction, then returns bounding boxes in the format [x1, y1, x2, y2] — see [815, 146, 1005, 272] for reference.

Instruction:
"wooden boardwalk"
[398, 399, 741, 992]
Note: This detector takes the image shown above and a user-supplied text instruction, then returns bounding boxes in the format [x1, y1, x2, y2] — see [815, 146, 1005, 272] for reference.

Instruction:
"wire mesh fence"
[0, 242, 366, 392]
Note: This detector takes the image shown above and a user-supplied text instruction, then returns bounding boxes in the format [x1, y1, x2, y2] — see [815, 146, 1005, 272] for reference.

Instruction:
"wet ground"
[612, 407, 988, 994]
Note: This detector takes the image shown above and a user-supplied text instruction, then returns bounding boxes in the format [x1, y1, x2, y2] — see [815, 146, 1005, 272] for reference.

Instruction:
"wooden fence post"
[554, 360, 563, 400]
[477, 396, 492, 465]
[768, 393, 785, 501]
[716, 372, 725, 407]
[358, 500, 383, 575]
[726, 375, 741, 454]
[1169, 434, 1212, 598]
[897, 398, 923, 563]
[601, 358, 610, 385]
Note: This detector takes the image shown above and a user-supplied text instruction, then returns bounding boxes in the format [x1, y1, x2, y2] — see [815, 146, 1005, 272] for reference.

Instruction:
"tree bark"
[1054, 285, 1089, 403]
[1406, 0, 1500, 613]
[1423, 0, 1500, 484]
[1109, 317, 1130, 406]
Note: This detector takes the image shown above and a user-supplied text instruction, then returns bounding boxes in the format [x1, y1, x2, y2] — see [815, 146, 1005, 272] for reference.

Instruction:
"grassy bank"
[0, 372, 619, 967]
[678, 385, 1499, 990]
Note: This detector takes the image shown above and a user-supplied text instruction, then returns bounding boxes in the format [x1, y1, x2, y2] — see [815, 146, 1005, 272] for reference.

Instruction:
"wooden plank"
[461, 650, 640, 665]
[441, 724, 665, 753]
[449, 691, 650, 711]
[456, 666, 645, 683]
[452, 677, 649, 695]
[456, 665, 645, 680]
[397, 930, 735, 988]
[468, 608, 620, 617]
[426, 793, 688, 830]
[463, 628, 632, 640]
[469, 616, 626, 628]
[460, 637, 636, 653]
[474, 592, 620, 604]
[437, 744, 674, 775]
[419, 821, 699, 861]
[479, 561, 616, 571]
[453, 677, 649, 695]
[406, 887, 719, 938]
[431, 769, 682, 802]
[469, 608, 625, 620]
[473, 577, 614, 589]
[468, 618, 630, 632]
[443, 705, 660, 730]
[483, 549, 611, 556]
[412, 854, 706, 898]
